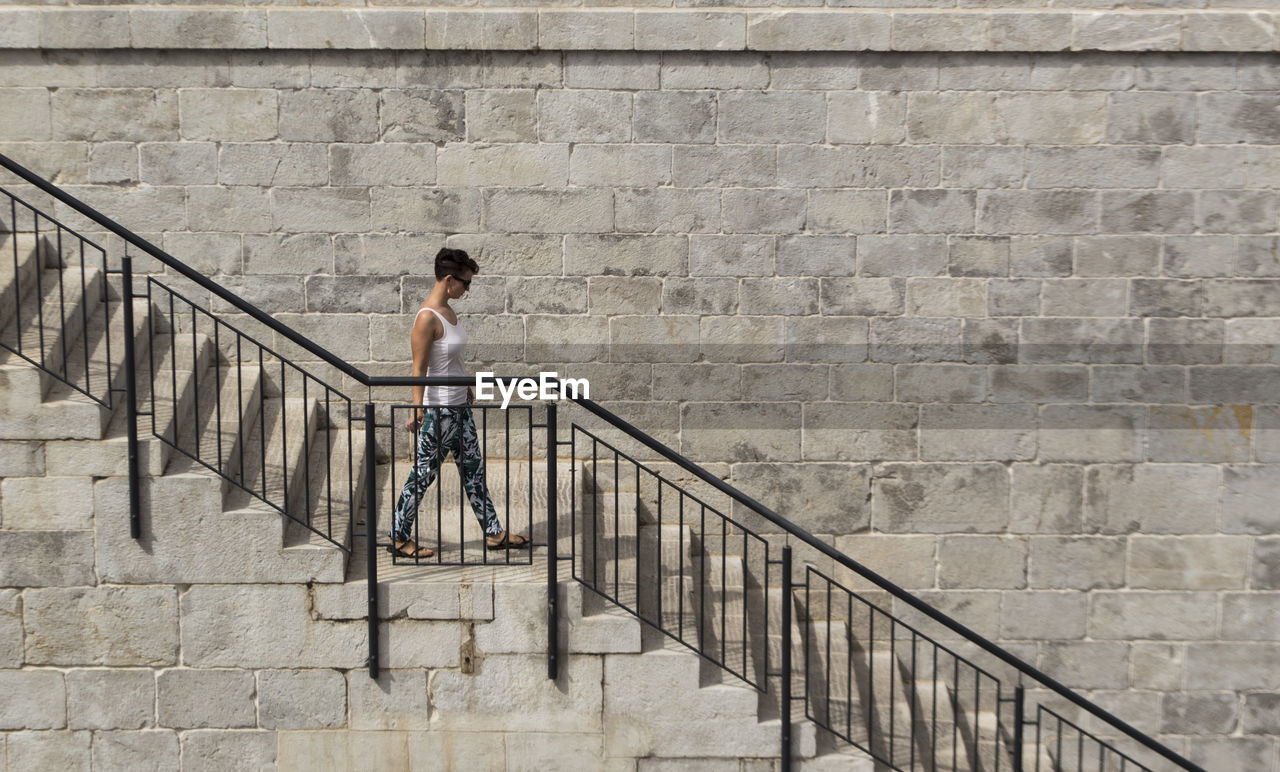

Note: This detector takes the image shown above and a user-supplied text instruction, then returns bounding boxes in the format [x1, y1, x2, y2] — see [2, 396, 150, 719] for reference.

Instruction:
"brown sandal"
[486, 531, 530, 551]
[390, 541, 434, 559]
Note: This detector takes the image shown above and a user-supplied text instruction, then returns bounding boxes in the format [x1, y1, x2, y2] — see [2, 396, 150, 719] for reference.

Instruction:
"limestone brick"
[566, 52, 659, 91]
[1085, 465, 1219, 535]
[873, 463, 1009, 533]
[869, 317, 962, 363]
[636, 11, 746, 51]
[634, 92, 715, 144]
[67, 669, 155, 730]
[860, 235, 948, 277]
[1, 476, 93, 530]
[673, 145, 774, 189]
[91, 730, 179, 771]
[894, 12, 990, 52]
[6, 731, 91, 771]
[331, 144, 436, 187]
[920, 404, 1035, 461]
[1038, 641, 1129, 690]
[51, 88, 179, 143]
[1184, 12, 1277, 52]
[373, 187, 482, 233]
[258, 669, 348, 730]
[485, 189, 612, 234]
[0, 531, 96, 587]
[748, 11, 890, 52]
[610, 315, 700, 363]
[1090, 591, 1218, 641]
[131, 10, 267, 49]
[1224, 465, 1280, 535]
[680, 401, 800, 461]
[990, 12, 1072, 52]
[186, 730, 277, 771]
[719, 92, 825, 144]
[1073, 12, 1180, 52]
[570, 144, 671, 187]
[616, 189, 720, 234]
[1220, 593, 1280, 641]
[731, 461, 870, 534]
[540, 10, 634, 51]
[0, 670, 65, 730]
[939, 535, 1027, 589]
[24, 586, 178, 666]
[432, 654, 603, 733]
[820, 278, 904, 316]
[999, 591, 1088, 641]
[179, 584, 365, 669]
[466, 90, 537, 143]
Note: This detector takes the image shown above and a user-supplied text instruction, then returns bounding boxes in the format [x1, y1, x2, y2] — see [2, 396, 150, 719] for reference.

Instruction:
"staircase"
[0, 155, 1200, 771]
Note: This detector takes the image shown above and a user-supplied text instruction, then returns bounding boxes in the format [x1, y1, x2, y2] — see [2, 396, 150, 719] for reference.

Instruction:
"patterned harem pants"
[390, 405, 502, 542]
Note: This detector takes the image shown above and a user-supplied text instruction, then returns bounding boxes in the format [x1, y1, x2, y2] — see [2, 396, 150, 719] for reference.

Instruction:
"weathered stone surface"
[805, 404, 916, 462]
[6, 730, 91, 771]
[438, 144, 565, 188]
[156, 669, 256, 730]
[1085, 465, 1219, 535]
[680, 402, 799, 462]
[637, 11, 746, 51]
[873, 464, 1008, 533]
[258, 669, 347, 730]
[24, 587, 177, 666]
[1090, 592, 1218, 641]
[730, 463, 870, 535]
[939, 535, 1027, 589]
[920, 404, 1035, 461]
[132, 9, 266, 49]
[1038, 641, 1129, 690]
[1223, 465, 1280, 536]
[1029, 536, 1125, 590]
[570, 144, 671, 187]
[0, 670, 65, 730]
[433, 654, 602, 733]
[833, 533, 936, 589]
[1010, 464, 1082, 534]
[181, 729, 277, 772]
[749, 10, 889, 51]
[1000, 591, 1087, 641]
[1, 476, 93, 530]
[0, 531, 95, 587]
[181, 585, 365, 669]
[91, 730, 179, 772]
[1040, 405, 1142, 463]
[67, 669, 155, 730]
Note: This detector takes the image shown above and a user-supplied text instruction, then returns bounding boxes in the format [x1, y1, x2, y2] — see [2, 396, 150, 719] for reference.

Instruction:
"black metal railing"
[563, 396, 1198, 772]
[804, 566, 1007, 771]
[571, 424, 770, 691]
[141, 276, 357, 549]
[0, 152, 1198, 771]
[0, 188, 113, 409]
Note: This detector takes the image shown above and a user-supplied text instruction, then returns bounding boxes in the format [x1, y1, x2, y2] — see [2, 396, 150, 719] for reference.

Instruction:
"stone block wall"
[0, 5, 1278, 768]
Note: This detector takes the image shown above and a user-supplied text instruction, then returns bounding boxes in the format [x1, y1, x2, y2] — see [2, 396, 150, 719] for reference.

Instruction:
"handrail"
[570, 396, 1204, 772]
[1, 150, 1200, 770]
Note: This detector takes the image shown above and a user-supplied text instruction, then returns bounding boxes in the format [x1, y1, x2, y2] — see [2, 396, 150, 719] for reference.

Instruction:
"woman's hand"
[404, 408, 422, 434]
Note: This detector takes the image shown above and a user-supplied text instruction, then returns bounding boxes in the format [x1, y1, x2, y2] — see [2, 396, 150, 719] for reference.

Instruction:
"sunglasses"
[450, 274, 472, 289]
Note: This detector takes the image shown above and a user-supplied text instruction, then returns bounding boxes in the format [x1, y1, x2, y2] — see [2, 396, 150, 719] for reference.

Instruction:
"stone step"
[0, 232, 43, 336]
[283, 424, 368, 551]
[0, 259, 104, 397]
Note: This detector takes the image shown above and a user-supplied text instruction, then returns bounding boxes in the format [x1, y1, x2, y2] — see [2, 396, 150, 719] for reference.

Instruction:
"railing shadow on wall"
[0, 152, 1202, 772]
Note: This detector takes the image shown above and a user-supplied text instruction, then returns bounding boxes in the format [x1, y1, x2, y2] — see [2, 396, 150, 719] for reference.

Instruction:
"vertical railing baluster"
[9, 198, 19, 356]
[33, 212, 44, 367]
[280, 360, 288, 514]
[214, 320, 223, 472]
[303, 376, 311, 527]
[168, 292, 177, 448]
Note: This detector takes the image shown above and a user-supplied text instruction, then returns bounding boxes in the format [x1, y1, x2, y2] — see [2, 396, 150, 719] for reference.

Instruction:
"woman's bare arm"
[406, 312, 439, 431]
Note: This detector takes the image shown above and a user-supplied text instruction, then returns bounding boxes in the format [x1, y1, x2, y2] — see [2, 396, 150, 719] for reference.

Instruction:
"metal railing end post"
[547, 402, 559, 681]
[121, 255, 142, 540]
[781, 544, 793, 772]
[365, 401, 379, 680]
[1013, 684, 1025, 772]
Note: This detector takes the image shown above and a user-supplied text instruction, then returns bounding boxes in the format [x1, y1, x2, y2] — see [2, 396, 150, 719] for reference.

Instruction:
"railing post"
[1013, 684, 1025, 772]
[365, 401, 380, 680]
[781, 545, 793, 772]
[121, 255, 142, 540]
[546, 401, 559, 680]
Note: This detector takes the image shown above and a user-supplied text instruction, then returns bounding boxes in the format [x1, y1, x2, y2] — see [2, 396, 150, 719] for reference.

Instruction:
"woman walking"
[389, 247, 529, 559]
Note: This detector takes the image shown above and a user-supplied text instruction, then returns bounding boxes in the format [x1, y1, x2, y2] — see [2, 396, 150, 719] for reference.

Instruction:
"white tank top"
[417, 307, 468, 406]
